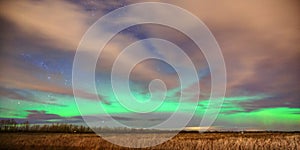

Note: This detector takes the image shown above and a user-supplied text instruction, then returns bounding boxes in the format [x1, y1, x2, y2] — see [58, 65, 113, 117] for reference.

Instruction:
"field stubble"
[0, 132, 299, 150]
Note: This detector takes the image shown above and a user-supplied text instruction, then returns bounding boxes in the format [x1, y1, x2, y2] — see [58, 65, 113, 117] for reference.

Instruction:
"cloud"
[0, 60, 112, 104]
[0, 0, 186, 96]
[142, 0, 300, 110]
[25, 110, 83, 124]
[0, 86, 67, 107]
[0, 0, 89, 51]
[26, 110, 62, 121]
[0, 59, 110, 104]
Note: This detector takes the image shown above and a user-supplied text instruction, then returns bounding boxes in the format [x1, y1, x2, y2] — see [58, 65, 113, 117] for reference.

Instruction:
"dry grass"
[0, 132, 299, 149]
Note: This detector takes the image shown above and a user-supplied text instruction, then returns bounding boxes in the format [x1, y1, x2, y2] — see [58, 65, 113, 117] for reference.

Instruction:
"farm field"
[0, 132, 299, 150]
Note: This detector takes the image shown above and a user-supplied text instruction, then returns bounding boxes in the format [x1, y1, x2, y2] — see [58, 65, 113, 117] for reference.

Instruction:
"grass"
[0, 132, 299, 149]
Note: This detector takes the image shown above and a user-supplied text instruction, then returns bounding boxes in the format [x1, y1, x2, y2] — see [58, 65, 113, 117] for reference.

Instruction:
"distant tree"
[0, 120, 4, 131]
[30, 124, 40, 132]
[10, 119, 17, 131]
[4, 120, 10, 131]
[24, 121, 29, 131]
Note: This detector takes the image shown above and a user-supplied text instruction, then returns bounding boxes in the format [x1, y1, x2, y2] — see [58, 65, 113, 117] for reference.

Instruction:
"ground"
[0, 132, 299, 149]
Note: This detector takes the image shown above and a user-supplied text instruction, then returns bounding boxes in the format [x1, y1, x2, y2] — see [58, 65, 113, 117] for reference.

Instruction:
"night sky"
[0, 0, 299, 131]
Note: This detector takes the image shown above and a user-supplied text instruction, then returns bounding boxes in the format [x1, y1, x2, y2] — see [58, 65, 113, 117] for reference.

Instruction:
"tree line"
[0, 119, 92, 133]
[0, 119, 175, 133]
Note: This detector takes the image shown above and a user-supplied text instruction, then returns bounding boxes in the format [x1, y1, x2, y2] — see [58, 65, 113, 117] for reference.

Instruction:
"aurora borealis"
[0, 0, 299, 131]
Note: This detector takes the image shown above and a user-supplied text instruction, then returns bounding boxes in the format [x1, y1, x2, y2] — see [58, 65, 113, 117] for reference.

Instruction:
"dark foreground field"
[0, 132, 299, 150]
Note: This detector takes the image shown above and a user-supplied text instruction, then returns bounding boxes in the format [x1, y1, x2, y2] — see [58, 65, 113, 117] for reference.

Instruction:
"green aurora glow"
[1, 90, 299, 130]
